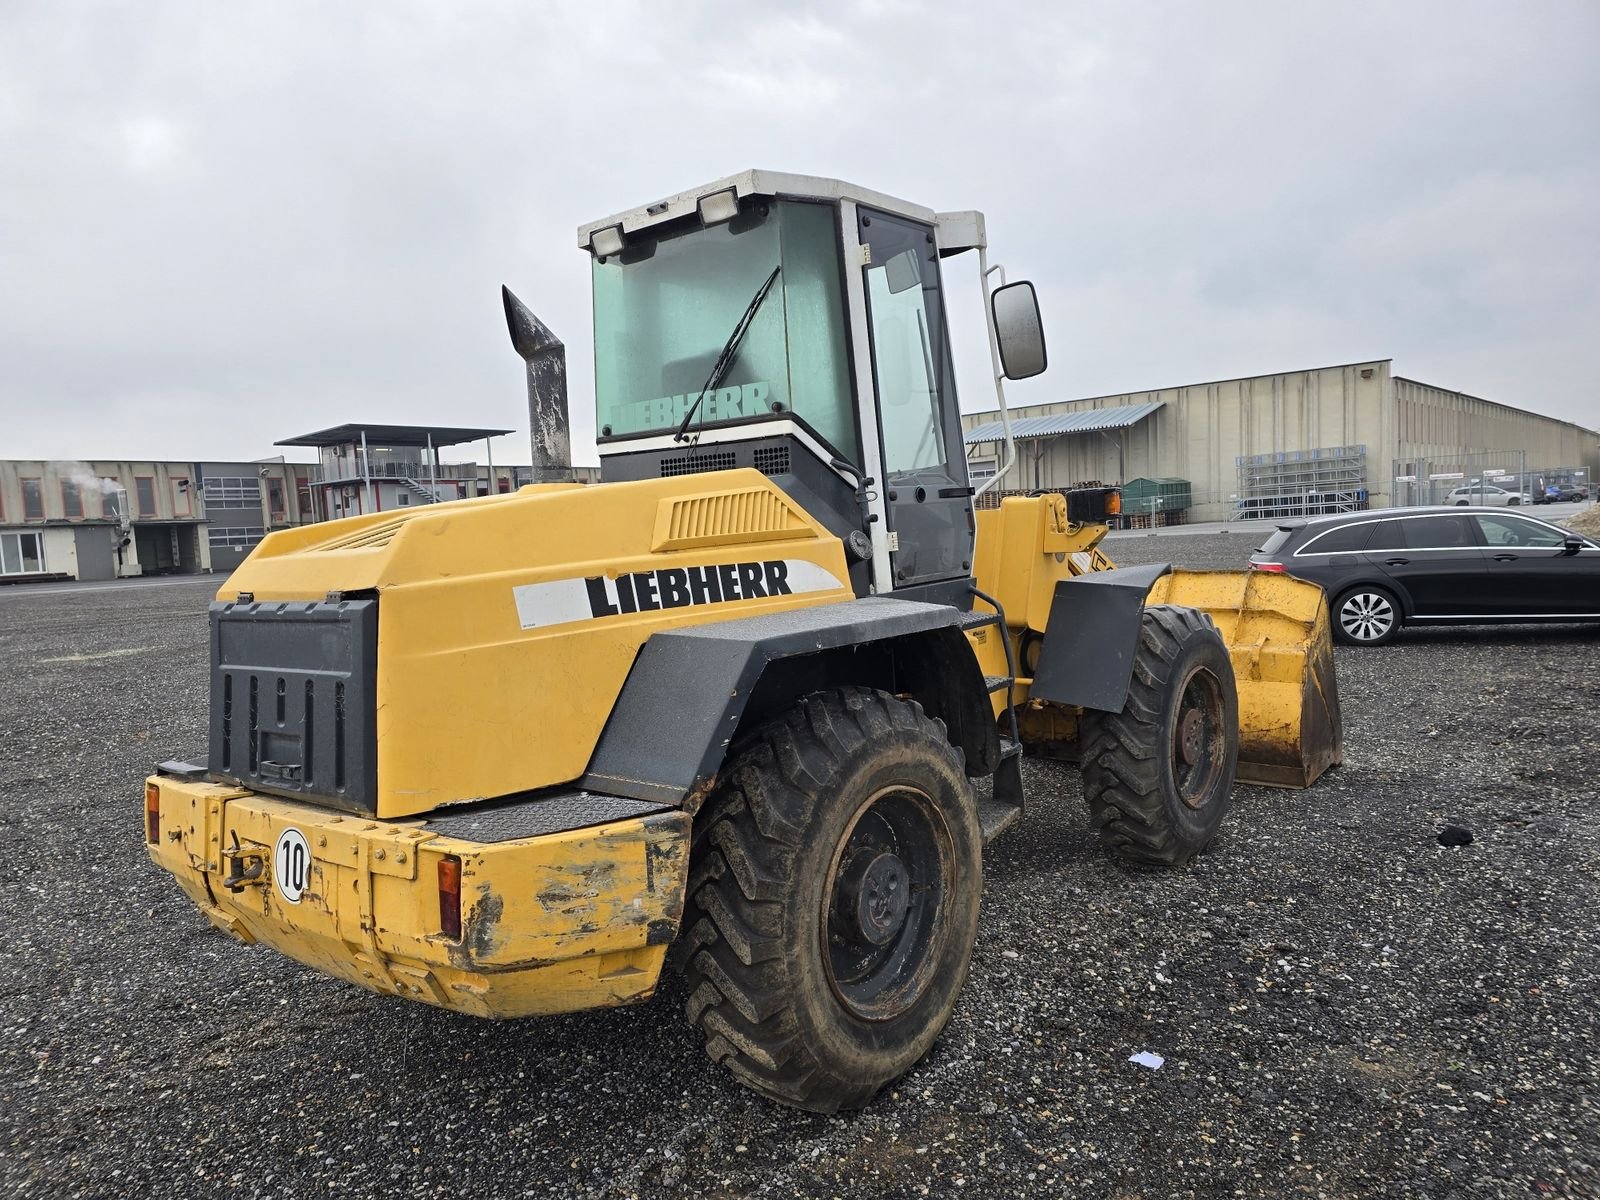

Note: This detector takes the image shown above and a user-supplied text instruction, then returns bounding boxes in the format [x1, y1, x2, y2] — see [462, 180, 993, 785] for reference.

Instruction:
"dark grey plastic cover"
[207, 598, 378, 813]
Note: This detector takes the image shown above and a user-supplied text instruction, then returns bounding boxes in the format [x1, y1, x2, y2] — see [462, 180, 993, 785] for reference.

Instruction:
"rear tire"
[680, 687, 982, 1112]
[1078, 606, 1238, 868]
[1332, 584, 1400, 646]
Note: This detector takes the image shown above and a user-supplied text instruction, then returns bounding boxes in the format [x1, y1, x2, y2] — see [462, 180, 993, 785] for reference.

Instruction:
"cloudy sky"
[2, 1, 1596, 466]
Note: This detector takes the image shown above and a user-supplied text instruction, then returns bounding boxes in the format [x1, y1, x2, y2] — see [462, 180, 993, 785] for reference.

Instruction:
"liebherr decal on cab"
[511, 559, 844, 630]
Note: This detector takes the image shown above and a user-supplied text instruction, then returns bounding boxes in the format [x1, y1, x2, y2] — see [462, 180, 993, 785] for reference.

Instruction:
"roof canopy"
[276, 423, 512, 449]
[964, 401, 1164, 446]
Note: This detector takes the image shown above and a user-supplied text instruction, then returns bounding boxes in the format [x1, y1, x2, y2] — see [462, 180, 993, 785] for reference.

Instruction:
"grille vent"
[753, 445, 791, 476]
[314, 516, 411, 552]
[660, 450, 736, 478]
[654, 488, 811, 551]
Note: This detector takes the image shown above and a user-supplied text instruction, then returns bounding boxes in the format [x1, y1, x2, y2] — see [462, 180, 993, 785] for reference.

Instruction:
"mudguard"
[582, 596, 999, 807]
[1028, 564, 1173, 712]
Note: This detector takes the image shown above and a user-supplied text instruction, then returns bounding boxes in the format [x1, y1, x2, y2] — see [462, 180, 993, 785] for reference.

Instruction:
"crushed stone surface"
[1, 538, 1597, 1198]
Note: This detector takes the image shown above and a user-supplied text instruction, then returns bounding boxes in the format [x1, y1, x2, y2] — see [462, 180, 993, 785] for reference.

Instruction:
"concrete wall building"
[963, 359, 1600, 522]
[0, 459, 211, 582]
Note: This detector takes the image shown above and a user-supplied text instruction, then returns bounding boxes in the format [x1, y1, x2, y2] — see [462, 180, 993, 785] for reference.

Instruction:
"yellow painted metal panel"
[145, 779, 691, 1018]
[214, 470, 853, 817]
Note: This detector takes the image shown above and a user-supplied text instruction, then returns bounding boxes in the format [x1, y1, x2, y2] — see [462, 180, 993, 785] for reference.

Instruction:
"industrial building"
[275, 423, 512, 523]
[963, 359, 1600, 523]
[1, 421, 600, 583]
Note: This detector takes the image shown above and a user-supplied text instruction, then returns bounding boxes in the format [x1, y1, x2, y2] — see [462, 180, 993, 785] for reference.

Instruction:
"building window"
[22, 478, 44, 520]
[62, 480, 83, 519]
[267, 479, 285, 517]
[101, 481, 123, 520]
[206, 527, 266, 551]
[0, 531, 45, 574]
[135, 476, 157, 517]
[397, 492, 409, 506]
[202, 477, 264, 509]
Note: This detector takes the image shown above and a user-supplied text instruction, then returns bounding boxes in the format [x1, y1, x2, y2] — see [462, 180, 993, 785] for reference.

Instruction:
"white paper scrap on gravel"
[1128, 1051, 1165, 1070]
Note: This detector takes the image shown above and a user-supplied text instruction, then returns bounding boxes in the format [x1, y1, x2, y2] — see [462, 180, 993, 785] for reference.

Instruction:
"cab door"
[857, 206, 973, 589]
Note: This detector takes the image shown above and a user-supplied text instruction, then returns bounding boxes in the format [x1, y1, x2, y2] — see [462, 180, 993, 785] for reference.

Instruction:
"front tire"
[680, 687, 982, 1112]
[1333, 584, 1401, 646]
[1078, 606, 1238, 868]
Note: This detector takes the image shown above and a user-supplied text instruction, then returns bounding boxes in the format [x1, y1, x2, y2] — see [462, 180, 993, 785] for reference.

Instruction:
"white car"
[1446, 483, 1532, 507]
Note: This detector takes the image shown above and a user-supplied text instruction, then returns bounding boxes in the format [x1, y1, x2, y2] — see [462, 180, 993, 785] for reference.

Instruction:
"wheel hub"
[838, 851, 911, 945]
[1178, 707, 1205, 766]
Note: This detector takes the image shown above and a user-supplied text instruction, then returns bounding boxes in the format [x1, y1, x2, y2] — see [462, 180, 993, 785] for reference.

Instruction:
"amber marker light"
[438, 855, 463, 940]
[145, 782, 161, 845]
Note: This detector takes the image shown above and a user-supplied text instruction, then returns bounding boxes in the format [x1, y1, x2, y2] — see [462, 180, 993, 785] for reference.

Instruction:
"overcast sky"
[2, 1, 1597, 466]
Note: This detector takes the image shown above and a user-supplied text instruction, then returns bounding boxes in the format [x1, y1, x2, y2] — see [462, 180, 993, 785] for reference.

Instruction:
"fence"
[1390, 451, 1529, 506]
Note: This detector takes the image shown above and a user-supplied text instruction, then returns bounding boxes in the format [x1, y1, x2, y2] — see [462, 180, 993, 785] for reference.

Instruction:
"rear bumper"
[144, 777, 691, 1018]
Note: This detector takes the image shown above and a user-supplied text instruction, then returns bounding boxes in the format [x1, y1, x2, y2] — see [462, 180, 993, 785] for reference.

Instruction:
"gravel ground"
[2, 540, 1598, 1199]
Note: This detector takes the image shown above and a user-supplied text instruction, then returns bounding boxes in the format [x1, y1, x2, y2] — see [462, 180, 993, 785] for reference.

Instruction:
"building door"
[73, 527, 117, 581]
[857, 206, 973, 589]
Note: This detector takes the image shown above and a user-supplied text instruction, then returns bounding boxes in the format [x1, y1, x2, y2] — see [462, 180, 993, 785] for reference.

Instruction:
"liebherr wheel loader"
[145, 170, 1342, 1113]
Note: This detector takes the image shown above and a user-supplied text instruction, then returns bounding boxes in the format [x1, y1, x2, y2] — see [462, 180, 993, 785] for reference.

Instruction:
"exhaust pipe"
[501, 285, 573, 484]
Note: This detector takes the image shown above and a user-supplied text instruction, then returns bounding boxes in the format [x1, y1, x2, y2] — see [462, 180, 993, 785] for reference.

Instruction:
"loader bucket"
[1145, 569, 1343, 788]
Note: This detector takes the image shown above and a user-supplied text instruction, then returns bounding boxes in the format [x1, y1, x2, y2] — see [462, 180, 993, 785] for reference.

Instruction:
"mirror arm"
[974, 246, 1015, 501]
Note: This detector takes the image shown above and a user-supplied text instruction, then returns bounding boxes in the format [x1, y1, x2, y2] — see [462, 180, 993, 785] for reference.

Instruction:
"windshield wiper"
[674, 264, 782, 443]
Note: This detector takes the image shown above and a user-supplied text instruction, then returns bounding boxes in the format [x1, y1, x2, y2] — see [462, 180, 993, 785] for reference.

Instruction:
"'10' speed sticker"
[273, 827, 311, 904]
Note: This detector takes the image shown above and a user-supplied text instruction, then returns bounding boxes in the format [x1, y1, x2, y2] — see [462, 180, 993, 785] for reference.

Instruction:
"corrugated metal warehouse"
[963, 359, 1600, 522]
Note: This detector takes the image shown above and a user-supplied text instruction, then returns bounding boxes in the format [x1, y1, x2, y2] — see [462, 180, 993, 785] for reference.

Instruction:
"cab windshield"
[592, 199, 857, 461]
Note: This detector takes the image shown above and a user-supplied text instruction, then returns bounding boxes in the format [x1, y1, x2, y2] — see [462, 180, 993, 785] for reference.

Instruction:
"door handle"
[1493, 554, 1518, 562]
[1383, 558, 1409, 566]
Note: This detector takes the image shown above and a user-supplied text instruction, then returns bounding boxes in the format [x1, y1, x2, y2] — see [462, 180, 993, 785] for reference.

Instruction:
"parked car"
[1249, 507, 1600, 645]
[1444, 483, 1532, 507]
[1535, 482, 1589, 504]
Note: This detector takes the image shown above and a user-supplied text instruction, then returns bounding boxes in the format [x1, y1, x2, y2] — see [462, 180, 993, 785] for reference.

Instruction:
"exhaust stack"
[501, 285, 573, 483]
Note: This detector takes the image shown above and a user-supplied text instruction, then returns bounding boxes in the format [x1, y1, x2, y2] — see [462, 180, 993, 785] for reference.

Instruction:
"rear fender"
[581, 597, 1000, 809]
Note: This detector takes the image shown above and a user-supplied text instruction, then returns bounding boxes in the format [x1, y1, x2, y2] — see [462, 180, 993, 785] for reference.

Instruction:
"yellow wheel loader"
[144, 170, 1341, 1113]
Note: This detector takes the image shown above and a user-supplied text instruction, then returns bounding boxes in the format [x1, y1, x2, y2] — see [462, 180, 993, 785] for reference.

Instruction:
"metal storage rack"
[1233, 445, 1368, 520]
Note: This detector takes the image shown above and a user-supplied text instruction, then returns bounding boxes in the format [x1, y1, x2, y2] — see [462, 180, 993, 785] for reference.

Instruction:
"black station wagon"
[1248, 506, 1600, 645]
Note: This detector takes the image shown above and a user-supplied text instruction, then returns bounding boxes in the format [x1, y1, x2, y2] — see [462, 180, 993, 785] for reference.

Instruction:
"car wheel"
[1333, 586, 1400, 647]
[1454, 500, 1468, 506]
[1509, 497, 1521, 506]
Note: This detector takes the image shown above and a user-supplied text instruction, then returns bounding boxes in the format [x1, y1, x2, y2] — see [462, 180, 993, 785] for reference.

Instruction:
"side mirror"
[990, 281, 1047, 380]
[1564, 536, 1583, 556]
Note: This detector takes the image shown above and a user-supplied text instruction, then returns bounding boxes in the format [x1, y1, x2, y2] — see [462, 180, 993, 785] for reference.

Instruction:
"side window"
[1474, 515, 1566, 548]
[1398, 515, 1477, 548]
[866, 250, 946, 475]
[1299, 522, 1374, 554]
[1365, 520, 1405, 551]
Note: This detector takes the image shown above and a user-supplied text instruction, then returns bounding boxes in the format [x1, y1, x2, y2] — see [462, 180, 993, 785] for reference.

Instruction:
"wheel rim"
[1172, 666, 1227, 809]
[821, 785, 951, 1022]
[1340, 591, 1394, 642]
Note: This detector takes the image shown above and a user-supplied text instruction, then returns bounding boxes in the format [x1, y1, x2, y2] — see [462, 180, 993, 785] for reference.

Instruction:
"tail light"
[1251, 562, 1288, 573]
[145, 781, 161, 844]
[438, 855, 463, 940]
